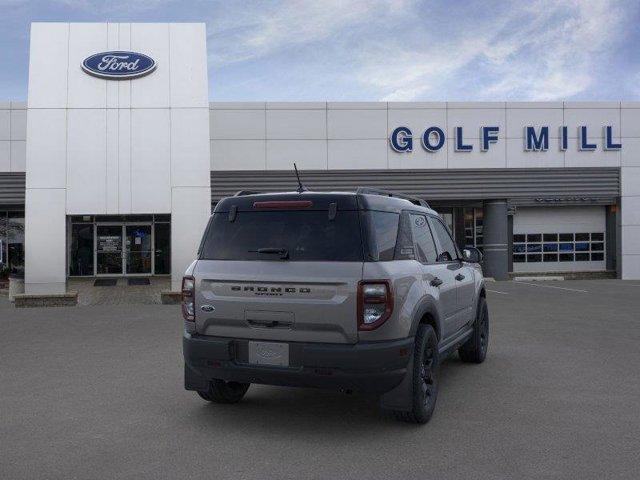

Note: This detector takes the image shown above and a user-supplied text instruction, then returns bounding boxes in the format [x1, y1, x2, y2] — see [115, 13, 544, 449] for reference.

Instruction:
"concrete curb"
[14, 292, 78, 308]
[514, 276, 564, 282]
[161, 291, 182, 305]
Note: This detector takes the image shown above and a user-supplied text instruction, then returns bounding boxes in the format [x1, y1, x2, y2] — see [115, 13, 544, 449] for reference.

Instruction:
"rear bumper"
[183, 332, 413, 394]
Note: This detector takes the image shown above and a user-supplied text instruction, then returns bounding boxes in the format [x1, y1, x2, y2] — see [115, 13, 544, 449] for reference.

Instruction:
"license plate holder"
[248, 341, 289, 367]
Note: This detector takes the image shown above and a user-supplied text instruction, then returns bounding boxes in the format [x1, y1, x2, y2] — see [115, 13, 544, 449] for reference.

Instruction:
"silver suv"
[182, 189, 488, 423]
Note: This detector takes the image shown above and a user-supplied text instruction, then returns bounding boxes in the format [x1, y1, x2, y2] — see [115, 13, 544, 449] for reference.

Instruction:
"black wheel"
[459, 296, 489, 364]
[393, 324, 439, 424]
[197, 379, 250, 404]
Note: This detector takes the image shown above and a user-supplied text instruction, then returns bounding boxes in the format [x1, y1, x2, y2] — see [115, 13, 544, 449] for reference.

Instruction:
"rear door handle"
[455, 273, 465, 281]
[430, 277, 443, 287]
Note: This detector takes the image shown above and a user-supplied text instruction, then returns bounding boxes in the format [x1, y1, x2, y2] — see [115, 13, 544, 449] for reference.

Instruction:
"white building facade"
[1, 22, 639, 292]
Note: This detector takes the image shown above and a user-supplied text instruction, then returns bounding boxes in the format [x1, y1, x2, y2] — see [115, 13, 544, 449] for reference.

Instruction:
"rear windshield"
[200, 211, 363, 261]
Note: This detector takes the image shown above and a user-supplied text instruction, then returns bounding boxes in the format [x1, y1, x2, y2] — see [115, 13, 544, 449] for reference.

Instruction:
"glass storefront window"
[463, 207, 484, 250]
[154, 223, 171, 275]
[69, 224, 94, 276]
[68, 215, 171, 277]
[96, 225, 124, 275]
[7, 212, 25, 274]
[125, 225, 152, 274]
[0, 212, 7, 276]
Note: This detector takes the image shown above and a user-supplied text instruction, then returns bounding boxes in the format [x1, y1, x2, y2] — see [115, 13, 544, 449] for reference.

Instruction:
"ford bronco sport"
[182, 188, 488, 423]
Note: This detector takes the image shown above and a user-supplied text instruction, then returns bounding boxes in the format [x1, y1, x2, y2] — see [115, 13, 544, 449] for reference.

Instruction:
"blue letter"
[604, 126, 622, 151]
[560, 126, 568, 151]
[422, 126, 445, 152]
[455, 127, 472, 151]
[525, 126, 549, 151]
[579, 126, 596, 151]
[390, 126, 412, 152]
[481, 126, 499, 151]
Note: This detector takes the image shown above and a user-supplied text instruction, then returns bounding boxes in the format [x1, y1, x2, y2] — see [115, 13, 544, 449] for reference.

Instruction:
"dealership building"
[1, 22, 640, 295]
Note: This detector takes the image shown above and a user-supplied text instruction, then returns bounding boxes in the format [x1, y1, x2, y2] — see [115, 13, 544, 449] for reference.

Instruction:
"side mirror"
[462, 247, 483, 264]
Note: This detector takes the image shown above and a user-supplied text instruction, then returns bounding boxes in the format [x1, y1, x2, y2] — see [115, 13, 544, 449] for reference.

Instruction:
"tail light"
[182, 276, 195, 321]
[357, 280, 393, 331]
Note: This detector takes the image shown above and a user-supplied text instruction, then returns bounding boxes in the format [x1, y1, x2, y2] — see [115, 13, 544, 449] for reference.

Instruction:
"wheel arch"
[409, 297, 443, 341]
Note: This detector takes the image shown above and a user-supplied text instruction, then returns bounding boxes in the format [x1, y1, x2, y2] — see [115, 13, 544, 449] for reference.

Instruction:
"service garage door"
[513, 206, 606, 273]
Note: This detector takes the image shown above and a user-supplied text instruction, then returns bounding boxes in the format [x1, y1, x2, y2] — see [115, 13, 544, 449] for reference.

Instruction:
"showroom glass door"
[125, 225, 153, 275]
[96, 225, 124, 275]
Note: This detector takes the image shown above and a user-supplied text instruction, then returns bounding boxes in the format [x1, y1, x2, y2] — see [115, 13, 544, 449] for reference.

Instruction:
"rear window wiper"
[249, 247, 290, 260]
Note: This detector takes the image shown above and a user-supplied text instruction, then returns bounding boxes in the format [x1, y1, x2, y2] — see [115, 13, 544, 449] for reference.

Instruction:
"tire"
[459, 296, 489, 364]
[393, 324, 439, 424]
[197, 379, 250, 404]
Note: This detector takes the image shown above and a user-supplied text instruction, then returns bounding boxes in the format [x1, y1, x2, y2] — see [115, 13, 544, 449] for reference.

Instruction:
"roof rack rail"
[233, 190, 262, 197]
[355, 187, 430, 208]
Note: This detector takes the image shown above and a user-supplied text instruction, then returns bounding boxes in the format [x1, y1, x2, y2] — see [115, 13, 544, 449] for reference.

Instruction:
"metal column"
[482, 200, 509, 280]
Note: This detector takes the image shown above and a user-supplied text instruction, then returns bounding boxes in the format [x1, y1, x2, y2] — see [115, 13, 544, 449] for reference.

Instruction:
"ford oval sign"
[82, 51, 156, 80]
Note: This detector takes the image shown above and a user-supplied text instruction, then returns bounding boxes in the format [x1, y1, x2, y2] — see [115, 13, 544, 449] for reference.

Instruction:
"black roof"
[214, 190, 436, 215]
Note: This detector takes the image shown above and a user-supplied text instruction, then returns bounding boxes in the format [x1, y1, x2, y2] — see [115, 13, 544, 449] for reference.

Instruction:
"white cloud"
[208, 0, 412, 66]
[207, 0, 630, 101]
[358, 0, 628, 101]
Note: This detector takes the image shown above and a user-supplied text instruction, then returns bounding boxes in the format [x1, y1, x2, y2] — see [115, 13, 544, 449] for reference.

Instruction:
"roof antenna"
[294, 163, 308, 193]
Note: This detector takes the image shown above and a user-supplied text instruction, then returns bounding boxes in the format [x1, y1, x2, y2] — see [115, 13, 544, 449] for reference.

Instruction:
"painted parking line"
[514, 281, 589, 293]
[487, 289, 509, 295]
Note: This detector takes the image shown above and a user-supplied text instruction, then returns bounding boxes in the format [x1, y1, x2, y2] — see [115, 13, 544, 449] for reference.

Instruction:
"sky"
[1, 0, 639, 102]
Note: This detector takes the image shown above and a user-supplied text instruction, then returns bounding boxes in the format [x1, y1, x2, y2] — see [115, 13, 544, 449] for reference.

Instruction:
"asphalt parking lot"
[1, 280, 640, 480]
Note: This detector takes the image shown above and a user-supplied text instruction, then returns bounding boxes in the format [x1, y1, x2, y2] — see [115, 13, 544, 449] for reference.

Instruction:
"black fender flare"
[408, 295, 443, 340]
[381, 296, 443, 413]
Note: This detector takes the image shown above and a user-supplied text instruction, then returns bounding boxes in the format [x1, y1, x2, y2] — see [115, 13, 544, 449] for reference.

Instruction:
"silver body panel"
[191, 257, 483, 345]
[193, 260, 363, 344]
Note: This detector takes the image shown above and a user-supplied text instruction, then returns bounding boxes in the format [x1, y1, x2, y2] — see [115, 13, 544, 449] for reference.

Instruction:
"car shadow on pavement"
[180, 355, 473, 435]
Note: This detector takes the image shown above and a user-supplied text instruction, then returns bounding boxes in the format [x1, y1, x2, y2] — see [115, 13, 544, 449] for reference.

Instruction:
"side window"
[429, 217, 458, 262]
[409, 214, 438, 263]
[365, 211, 399, 261]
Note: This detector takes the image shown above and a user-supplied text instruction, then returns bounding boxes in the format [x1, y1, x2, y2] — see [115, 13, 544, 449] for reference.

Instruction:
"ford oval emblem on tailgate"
[201, 305, 215, 312]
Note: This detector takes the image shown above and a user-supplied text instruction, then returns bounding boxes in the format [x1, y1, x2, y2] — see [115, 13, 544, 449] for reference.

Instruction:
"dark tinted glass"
[575, 233, 589, 241]
[591, 242, 604, 251]
[429, 217, 458, 262]
[591, 252, 604, 261]
[513, 254, 526, 263]
[200, 211, 363, 261]
[543, 253, 558, 262]
[559, 233, 573, 241]
[559, 243, 573, 252]
[543, 233, 558, 241]
[591, 233, 604, 241]
[410, 214, 437, 263]
[7, 213, 24, 274]
[575, 253, 590, 261]
[365, 211, 399, 261]
[513, 234, 526, 243]
[154, 223, 171, 274]
[69, 224, 94, 276]
[527, 254, 542, 262]
[527, 234, 542, 242]
[575, 242, 589, 251]
[70, 215, 94, 223]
